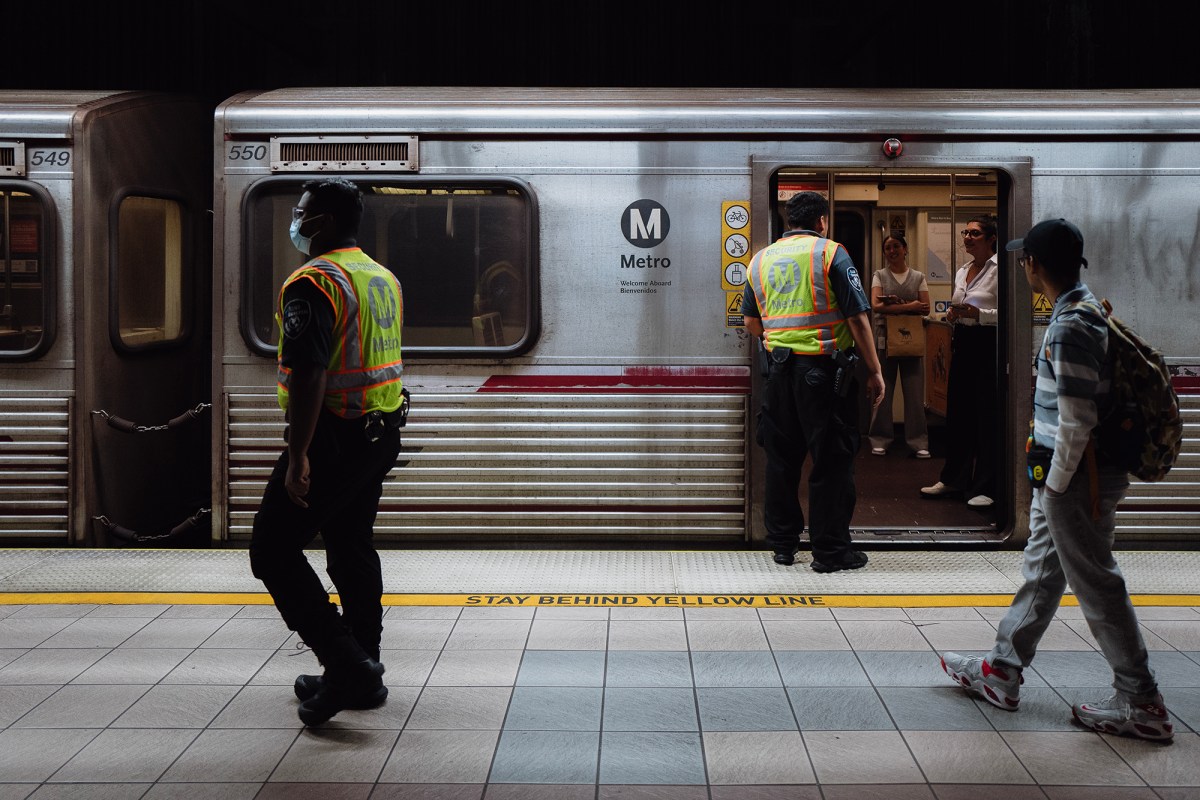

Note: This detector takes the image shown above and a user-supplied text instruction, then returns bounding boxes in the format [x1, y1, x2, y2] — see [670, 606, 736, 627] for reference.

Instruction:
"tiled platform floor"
[2, 600, 1200, 799]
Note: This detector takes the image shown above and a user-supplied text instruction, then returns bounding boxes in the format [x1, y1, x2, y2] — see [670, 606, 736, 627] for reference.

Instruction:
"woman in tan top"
[868, 233, 931, 457]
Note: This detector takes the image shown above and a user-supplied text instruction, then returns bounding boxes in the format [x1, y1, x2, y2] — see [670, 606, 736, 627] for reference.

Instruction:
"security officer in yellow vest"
[249, 177, 406, 726]
[742, 191, 885, 572]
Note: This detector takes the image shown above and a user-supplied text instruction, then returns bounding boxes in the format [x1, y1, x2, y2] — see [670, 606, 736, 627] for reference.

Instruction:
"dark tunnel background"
[5, 1, 1197, 108]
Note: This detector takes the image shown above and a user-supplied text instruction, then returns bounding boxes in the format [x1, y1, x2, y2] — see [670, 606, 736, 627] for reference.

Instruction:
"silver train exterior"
[203, 89, 1192, 547]
[0, 91, 210, 546]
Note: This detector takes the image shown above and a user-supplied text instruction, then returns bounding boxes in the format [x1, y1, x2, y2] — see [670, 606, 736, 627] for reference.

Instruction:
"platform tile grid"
[0, 601, 1197, 796]
[2, 550, 1200, 796]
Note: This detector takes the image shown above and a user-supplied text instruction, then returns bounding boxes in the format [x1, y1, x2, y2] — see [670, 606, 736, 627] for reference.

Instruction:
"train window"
[113, 195, 188, 349]
[242, 179, 536, 357]
[0, 185, 55, 360]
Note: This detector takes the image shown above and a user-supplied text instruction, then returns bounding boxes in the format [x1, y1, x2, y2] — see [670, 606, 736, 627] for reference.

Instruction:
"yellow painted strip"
[3, 592, 1200, 607]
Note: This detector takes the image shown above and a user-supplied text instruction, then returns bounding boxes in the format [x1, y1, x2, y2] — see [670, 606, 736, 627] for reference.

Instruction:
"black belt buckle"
[769, 348, 793, 366]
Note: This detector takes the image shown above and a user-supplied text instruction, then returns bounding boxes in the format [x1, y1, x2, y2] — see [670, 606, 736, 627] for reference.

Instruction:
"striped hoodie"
[1033, 282, 1111, 492]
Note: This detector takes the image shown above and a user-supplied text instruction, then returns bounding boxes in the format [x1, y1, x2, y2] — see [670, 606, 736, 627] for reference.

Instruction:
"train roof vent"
[270, 136, 418, 173]
[0, 142, 25, 177]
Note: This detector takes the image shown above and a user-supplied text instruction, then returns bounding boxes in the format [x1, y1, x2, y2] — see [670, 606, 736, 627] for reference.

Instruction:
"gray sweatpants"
[989, 464, 1159, 702]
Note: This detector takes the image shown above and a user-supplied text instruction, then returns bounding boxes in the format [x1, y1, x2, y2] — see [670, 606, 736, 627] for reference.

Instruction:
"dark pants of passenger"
[939, 324, 997, 499]
[757, 354, 860, 563]
[250, 411, 401, 662]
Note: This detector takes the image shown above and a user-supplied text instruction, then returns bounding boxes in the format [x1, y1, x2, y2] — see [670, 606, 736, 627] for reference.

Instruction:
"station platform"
[2, 548, 1200, 798]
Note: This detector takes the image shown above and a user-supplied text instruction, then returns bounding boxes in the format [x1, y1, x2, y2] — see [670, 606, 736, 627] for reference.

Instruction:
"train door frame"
[0, 92, 210, 546]
[73, 99, 211, 547]
[747, 156, 1034, 545]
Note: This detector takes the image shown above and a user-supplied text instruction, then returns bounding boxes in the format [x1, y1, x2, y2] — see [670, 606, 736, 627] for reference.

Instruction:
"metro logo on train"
[621, 199, 670, 248]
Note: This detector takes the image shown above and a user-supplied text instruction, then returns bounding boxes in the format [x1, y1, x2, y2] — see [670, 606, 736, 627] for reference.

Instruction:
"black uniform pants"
[757, 355, 860, 562]
[939, 324, 998, 499]
[249, 411, 401, 660]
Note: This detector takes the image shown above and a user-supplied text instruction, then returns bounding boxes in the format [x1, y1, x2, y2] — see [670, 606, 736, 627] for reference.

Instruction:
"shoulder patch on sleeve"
[846, 265, 864, 294]
[282, 298, 312, 339]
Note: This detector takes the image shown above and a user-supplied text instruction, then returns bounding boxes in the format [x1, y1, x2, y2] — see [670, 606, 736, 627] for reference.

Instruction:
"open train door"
[747, 157, 1033, 547]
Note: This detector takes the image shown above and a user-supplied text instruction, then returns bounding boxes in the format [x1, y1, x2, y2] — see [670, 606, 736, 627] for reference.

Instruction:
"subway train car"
[0, 92, 210, 546]
[211, 88, 1199, 548]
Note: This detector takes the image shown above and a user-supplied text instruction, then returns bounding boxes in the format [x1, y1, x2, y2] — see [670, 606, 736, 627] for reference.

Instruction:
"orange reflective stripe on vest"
[748, 234, 851, 355]
[276, 248, 404, 417]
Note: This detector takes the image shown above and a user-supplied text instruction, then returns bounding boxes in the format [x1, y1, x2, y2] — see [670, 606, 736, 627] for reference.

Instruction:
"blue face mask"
[289, 214, 324, 256]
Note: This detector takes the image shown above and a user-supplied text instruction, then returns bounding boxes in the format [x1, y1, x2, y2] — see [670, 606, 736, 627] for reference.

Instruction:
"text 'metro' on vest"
[276, 248, 405, 417]
[749, 235, 852, 355]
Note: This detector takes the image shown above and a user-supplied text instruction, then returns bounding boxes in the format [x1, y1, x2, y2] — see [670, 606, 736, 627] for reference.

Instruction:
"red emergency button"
[882, 138, 903, 159]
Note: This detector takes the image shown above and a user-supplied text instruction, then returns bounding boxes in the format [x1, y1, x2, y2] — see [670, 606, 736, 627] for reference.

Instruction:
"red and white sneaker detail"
[1072, 693, 1174, 741]
[940, 652, 1022, 711]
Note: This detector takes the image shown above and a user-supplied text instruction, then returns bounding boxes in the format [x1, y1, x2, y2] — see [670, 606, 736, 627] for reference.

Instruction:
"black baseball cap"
[1005, 218, 1088, 270]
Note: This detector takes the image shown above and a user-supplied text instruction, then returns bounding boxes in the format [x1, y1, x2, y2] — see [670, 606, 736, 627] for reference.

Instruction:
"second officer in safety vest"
[250, 177, 407, 726]
[742, 191, 885, 572]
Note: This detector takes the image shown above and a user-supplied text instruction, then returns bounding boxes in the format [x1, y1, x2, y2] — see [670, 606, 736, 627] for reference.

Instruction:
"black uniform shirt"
[279, 275, 336, 369]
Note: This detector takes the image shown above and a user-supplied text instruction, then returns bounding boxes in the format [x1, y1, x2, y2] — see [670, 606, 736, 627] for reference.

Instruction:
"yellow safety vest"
[748, 233, 852, 355]
[276, 247, 404, 417]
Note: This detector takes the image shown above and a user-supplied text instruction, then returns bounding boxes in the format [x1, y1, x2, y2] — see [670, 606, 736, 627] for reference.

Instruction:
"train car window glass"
[114, 195, 187, 349]
[243, 179, 536, 357]
[0, 185, 54, 360]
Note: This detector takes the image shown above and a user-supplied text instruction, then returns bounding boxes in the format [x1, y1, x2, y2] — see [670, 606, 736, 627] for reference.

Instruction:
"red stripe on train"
[478, 371, 751, 394]
[478, 371, 1194, 394]
[1173, 375, 1200, 395]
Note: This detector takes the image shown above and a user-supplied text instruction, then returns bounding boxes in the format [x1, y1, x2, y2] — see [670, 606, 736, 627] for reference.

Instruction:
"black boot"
[294, 643, 380, 702]
[297, 636, 388, 726]
[294, 673, 323, 701]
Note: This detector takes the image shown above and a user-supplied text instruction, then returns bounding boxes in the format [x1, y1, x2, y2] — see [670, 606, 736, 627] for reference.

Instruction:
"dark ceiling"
[5, 1, 1197, 110]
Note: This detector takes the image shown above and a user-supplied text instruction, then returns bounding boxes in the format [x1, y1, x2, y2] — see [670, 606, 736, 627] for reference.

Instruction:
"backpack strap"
[1064, 299, 1106, 321]
[1063, 299, 1114, 364]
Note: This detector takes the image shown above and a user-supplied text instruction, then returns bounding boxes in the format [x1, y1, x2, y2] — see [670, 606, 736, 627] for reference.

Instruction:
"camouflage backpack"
[1071, 299, 1183, 481]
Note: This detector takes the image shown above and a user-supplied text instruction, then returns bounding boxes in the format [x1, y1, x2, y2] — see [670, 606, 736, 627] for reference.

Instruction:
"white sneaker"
[915, 450, 931, 459]
[921, 481, 953, 497]
[1072, 693, 1173, 741]
[870, 447, 886, 456]
[941, 652, 1022, 710]
[967, 494, 994, 508]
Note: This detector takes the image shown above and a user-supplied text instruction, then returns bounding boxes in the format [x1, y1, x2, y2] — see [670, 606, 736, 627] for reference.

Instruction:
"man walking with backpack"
[940, 219, 1173, 741]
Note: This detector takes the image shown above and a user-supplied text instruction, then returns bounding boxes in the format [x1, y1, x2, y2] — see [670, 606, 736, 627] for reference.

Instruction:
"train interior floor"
[801, 419, 1004, 541]
[2, 549, 1200, 798]
[847, 437, 997, 536]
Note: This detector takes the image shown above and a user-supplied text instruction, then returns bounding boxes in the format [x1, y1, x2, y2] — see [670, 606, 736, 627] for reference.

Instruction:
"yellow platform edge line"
[3, 592, 1199, 608]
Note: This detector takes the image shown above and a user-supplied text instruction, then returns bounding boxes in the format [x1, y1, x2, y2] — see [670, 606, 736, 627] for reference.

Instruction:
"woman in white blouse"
[921, 215, 999, 508]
